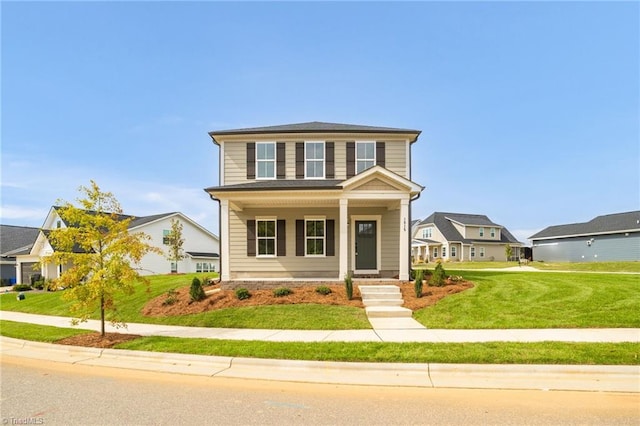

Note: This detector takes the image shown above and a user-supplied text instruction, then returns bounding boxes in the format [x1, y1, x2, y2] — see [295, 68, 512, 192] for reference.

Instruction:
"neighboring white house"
[15, 207, 219, 283]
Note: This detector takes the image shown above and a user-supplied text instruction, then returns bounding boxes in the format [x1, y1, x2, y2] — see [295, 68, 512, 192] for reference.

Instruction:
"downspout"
[409, 191, 422, 278]
[208, 194, 222, 284]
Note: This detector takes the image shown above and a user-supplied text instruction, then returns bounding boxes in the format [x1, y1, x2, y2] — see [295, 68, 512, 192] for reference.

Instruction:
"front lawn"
[414, 270, 640, 328]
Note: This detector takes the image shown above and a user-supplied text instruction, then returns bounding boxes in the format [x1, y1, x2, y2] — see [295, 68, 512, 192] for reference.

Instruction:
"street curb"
[1, 337, 638, 392]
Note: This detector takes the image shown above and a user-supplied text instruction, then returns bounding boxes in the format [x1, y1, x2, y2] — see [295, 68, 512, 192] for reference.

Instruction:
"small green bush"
[235, 288, 251, 300]
[13, 284, 32, 292]
[162, 289, 178, 306]
[430, 262, 446, 287]
[344, 273, 353, 300]
[315, 286, 332, 295]
[273, 287, 292, 297]
[413, 268, 424, 298]
[32, 279, 45, 290]
[189, 277, 206, 302]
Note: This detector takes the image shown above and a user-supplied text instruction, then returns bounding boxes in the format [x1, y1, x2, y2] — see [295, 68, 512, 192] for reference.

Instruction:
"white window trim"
[355, 141, 376, 174]
[442, 245, 447, 258]
[451, 245, 457, 257]
[479, 247, 485, 258]
[256, 216, 277, 258]
[304, 216, 326, 257]
[470, 247, 476, 257]
[255, 141, 277, 180]
[350, 215, 382, 275]
[490, 227, 496, 238]
[479, 227, 485, 237]
[304, 141, 325, 179]
[433, 247, 439, 258]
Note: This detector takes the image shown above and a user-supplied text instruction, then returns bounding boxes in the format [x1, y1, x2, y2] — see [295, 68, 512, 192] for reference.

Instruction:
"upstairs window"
[256, 142, 276, 179]
[305, 218, 325, 256]
[305, 142, 325, 178]
[479, 227, 485, 237]
[356, 141, 376, 174]
[422, 227, 433, 238]
[163, 230, 170, 245]
[257, 219, 276, 256]
[490, 227, 496, 238]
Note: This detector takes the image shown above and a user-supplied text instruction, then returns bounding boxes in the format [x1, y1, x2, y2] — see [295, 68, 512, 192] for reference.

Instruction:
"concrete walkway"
[2, 311, 639, 343]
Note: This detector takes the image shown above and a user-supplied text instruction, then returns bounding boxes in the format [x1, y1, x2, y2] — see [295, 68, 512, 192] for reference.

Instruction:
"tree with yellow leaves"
[46, 181, 160, 336]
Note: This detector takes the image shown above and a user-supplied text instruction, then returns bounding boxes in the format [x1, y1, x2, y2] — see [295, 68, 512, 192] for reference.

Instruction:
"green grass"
[0, 319, 91, 342]
[414, 270, 640, 328]
[1, 320, 636, 365]
[415, 261, 640, 273]
[0, 273, 371, 330]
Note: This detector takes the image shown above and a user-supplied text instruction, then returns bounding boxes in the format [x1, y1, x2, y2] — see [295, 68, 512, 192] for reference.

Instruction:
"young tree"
[165, 218, 185, 273]
[505, 244, 513, 261]
[46, 181, 160, 336]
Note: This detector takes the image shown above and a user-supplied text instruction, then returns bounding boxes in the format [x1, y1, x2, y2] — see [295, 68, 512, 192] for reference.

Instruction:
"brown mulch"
[141, 279, 474, 317]
[56, 332, 142, 348]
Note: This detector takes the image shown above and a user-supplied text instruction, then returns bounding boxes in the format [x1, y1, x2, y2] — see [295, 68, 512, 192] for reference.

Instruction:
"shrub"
[315, 286, 332, 295]
[344, 273, 353, 300]
[13, 284, 32, 292]
[430, 262, 446, 287]
[32, 279, 45, 290]
[190, 277, 206, 302]
[273, 287, 292, 297]
[413, 268, 424, 298]
[162, 289, 178, 306]
[235, 288, 250, 300]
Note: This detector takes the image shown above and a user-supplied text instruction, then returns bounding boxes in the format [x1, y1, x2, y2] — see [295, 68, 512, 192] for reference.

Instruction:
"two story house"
[205, 121, 424, 283]
[412, 212, 522, 262]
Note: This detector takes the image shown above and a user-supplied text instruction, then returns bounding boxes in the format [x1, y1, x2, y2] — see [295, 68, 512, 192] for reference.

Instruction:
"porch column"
[220, 199, 231, 281]
[399, 198, 410, 280]
[339, 198, 348, 279]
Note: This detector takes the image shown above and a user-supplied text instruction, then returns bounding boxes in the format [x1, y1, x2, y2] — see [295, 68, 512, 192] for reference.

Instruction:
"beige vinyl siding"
[474, 244, 509, 261]
[222, 139, 410, 185]
[229, 207, 339, 278]
[451, 222, 466, 238]
[469, 226, 502, 241]
[223, 141, 250, 185]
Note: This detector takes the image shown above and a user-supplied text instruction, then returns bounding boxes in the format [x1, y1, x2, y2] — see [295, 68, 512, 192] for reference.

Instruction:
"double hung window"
[305, 142, 325, 178]
[257, 219, 276, 256]
[356, 142, 375, 174]
[256, 142, 276, 179]
[305, 219, 325, 256]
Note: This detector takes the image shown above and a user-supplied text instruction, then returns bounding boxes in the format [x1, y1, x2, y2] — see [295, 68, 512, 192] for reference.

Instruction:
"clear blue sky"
[2, 1, 638, 243]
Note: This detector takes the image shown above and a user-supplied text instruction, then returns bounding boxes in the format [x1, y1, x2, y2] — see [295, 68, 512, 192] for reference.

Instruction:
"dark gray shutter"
[296, 220, 305, 256]
[326, 142, 334, 178]
[247, 220, 256, 257]
[276, 142, 286, 179]
[346, 141, 355, 178]
[246, 143, 255, 179]
[277, 220, 286, 256]
[326, 219, 335, 256]
[295, 142, 304, 179]
[376, 142, 386, 167]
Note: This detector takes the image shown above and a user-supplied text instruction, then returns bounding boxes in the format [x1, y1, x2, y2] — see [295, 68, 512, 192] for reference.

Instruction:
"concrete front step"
[361, 299, 404, 307]
[365, 306, 413, 318]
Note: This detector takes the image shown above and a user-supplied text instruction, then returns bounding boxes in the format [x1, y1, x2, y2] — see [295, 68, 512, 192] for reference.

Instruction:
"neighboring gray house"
[412, 212, 522, 262]
[0, 225, 40, 284]
[529, 211, 640, 262]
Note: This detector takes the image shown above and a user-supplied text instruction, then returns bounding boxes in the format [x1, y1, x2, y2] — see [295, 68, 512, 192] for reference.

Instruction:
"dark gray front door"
[355, 220, 377, 270]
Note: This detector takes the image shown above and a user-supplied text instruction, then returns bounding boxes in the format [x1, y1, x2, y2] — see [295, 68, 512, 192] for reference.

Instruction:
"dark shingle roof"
[209, 121, 421, 143]
[205, 180, 343, 193]
[419, 212, 520, 244]
[0, 225, 40, 256]
[529, 211, 640, 240]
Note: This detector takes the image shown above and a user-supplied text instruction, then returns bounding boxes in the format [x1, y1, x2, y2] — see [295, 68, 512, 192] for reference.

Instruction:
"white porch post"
[220, 199, 231, 281]
[339, 198, 348, 279]
[399, 198, 410, 280]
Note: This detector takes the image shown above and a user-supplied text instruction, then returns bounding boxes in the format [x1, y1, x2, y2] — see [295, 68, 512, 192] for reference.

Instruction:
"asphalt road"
[1, 357, 638, 425]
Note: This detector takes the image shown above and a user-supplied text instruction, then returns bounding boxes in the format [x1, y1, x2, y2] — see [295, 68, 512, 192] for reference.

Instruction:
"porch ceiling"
[226, 193, 402, 211]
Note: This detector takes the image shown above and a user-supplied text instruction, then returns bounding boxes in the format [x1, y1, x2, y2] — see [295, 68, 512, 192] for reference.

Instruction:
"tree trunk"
[100, 293, 105, 337]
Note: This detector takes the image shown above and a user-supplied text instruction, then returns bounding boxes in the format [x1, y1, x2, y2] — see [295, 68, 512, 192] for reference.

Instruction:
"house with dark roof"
[412, 212, 522, 262]
[529, 211, 640, 262]
[0, 225, 41, 284]
[15, 207, 219, 283]
[205, 121, 424, 282]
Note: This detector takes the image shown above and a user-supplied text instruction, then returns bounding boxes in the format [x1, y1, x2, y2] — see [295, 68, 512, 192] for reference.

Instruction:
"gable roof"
[209, 121, 421, 143]
[529, 211, 640, 240]
[418, 212, 521, 245]
[52, 206, 176, 230]
[0, 225, 40, 257]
